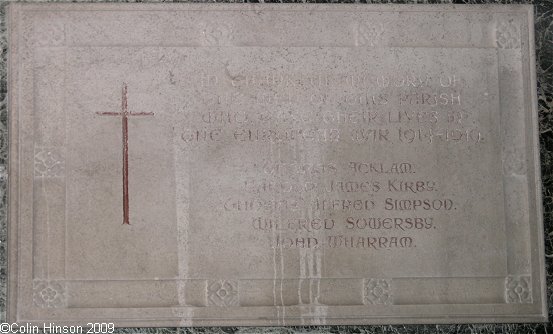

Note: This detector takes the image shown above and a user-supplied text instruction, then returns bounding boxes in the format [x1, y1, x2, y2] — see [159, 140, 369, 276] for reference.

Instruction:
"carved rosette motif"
[20, 13, 36, 60]
[503, 147, 526, 175]
[505, 186, 525, 223]
[505, 275, 532, 303]
[495, 20, 520, 49]
[34, 147, 65, 178]
[33, 280, 66, 308]
[354, 22, 384, 47]
[363, 278, 392, 305]
[207, 280, 239, 306]
[34, 21, 65, 46]
[199, 22, 234, 46]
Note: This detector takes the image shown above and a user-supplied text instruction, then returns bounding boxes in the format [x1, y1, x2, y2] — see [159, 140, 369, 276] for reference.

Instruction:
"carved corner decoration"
[505, 275, 532, 304]
[363, 278, 392, 305]
[34, 147, 65, 178]
[207, 280, 239, 307]
[33, 281, 66, 308]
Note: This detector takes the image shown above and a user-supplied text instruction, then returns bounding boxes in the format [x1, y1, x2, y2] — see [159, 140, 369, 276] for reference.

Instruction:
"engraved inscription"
[173, 48, 501, 262]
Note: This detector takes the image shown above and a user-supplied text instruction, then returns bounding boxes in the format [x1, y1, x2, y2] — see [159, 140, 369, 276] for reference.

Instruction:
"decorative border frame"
[6, 3, 547, 327]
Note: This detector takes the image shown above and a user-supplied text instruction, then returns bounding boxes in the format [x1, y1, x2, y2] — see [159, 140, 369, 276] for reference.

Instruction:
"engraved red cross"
[96, 83, 154, 225]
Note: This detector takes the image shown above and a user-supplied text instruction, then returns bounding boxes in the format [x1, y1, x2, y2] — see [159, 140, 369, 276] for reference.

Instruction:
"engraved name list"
[169, 47, 501, 275]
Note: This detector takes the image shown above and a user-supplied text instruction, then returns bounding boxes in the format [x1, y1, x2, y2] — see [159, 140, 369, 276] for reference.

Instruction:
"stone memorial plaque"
[7, 3, 547, 327]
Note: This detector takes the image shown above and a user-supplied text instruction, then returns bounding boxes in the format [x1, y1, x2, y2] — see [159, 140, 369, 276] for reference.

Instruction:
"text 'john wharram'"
[274, 235, 415, 249]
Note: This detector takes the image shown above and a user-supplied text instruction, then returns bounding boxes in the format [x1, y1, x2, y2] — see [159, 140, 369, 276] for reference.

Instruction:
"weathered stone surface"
[7, 3, 546, 327]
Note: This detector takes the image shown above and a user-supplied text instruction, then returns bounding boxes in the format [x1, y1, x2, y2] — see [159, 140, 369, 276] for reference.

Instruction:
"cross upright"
[96, 83, 154, 225]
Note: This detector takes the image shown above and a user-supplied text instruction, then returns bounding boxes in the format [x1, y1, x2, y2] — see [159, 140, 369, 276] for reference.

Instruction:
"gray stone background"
[0, 0, 551, 333]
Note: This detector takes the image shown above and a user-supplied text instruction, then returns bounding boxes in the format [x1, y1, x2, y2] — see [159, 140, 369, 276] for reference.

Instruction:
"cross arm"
[96, 112, 122, 116]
